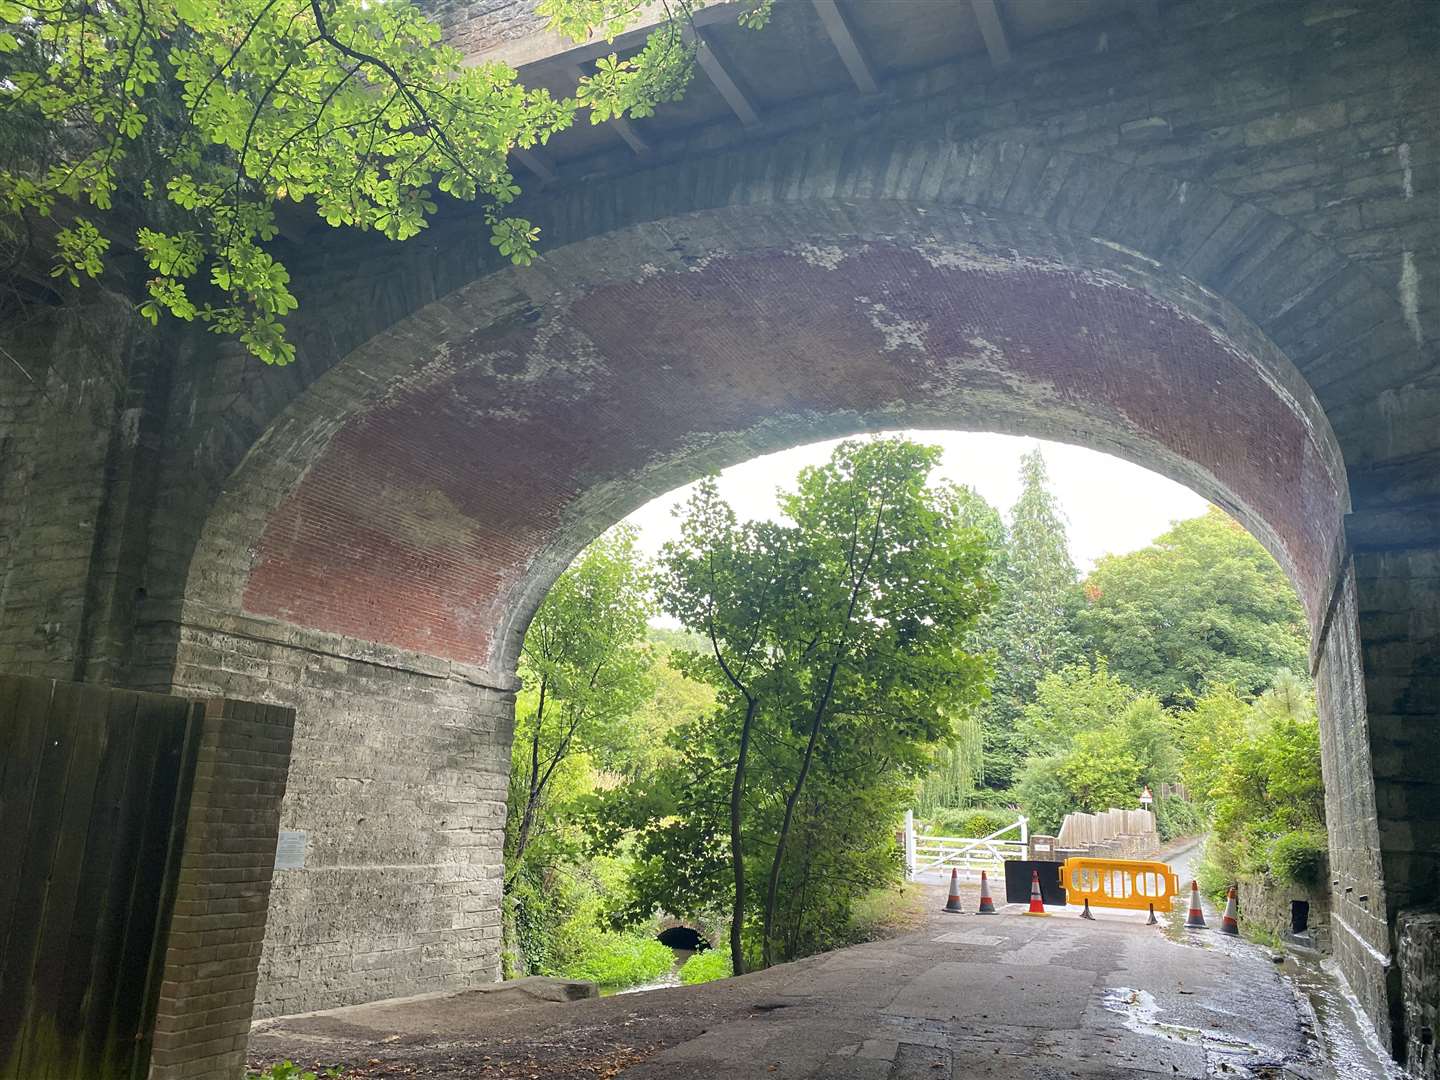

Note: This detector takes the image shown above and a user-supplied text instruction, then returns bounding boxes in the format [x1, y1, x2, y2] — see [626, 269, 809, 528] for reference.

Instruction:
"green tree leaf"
[1, 0, 765, 364]
[1076, 507, 1309, 705]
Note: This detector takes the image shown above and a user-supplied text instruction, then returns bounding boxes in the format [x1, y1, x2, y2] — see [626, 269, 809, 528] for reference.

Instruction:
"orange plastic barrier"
[1058, 857, 1180, 912]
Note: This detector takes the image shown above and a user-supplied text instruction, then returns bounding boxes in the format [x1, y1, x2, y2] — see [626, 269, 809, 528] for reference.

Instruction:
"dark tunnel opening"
[657, 926, 708, 951]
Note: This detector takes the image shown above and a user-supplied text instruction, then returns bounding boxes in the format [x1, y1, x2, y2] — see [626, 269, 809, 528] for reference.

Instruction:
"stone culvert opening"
[657, 926, 709, 952]
[1291, 900, 1310, 935]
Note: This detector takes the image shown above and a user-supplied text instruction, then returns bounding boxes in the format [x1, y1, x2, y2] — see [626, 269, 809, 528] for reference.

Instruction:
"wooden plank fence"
[0, 675, 199, 1080]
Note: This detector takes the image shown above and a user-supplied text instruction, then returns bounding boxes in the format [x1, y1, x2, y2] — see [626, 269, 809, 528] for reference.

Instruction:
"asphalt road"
[623, 893, 1323, 1080]
[252, 879, 1347, 1079]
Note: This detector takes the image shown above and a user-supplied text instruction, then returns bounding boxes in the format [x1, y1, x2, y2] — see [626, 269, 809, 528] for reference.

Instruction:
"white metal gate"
[903, 810, 1029, 882]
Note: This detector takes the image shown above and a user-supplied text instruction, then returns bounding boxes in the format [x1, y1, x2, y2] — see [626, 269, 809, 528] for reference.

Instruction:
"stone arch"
[177, 127, 1416, 682]
[170, 135, 1395, 1026]
[187, 193, 1356, 672]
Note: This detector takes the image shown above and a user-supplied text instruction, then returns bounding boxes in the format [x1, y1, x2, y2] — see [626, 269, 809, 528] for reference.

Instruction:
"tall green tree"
[1173, 682, 1250, 799]
[610, 632, 718, 781]
[979, 448, 1082, 787]
[913, 484, 1003, 811]
[1076, 507, 1309, 706]
[506, 525, 654, 883]
[1017, 659, 1137, 756]
[753, 439, 992, 964]
[604, 438, 996, 970]
[654, 479, 803, 974]
[0, 0, 765, 364]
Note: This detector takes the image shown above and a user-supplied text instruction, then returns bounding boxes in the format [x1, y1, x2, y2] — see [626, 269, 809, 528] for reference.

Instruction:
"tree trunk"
[505, 679, 547, 889]
[761, 659, 840, 967]
[729, 695, 759, 976]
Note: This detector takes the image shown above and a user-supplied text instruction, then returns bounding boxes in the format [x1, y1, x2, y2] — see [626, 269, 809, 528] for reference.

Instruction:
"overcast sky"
[622, 431, 1211, 574]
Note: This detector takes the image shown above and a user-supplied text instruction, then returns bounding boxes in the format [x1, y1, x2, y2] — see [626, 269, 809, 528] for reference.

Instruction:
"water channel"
[600, 947, 696, 997]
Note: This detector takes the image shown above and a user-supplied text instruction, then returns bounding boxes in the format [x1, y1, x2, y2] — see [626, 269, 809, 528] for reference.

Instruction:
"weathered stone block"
[1400, 910, 1440, 1080]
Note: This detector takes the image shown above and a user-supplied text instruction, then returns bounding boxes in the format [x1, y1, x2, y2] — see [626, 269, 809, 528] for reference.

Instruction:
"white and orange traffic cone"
[976, 870, 997, 914]
[1024, 869, 1049, 917]
[1079, 897, 1096, 920]
[1220, 886, 1240, 935]
[1185, 879, 1207, 929]
[943, 868, 965, 914]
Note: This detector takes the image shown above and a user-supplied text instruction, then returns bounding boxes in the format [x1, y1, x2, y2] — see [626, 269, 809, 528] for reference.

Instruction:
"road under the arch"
[248, 870, 1393, 1080]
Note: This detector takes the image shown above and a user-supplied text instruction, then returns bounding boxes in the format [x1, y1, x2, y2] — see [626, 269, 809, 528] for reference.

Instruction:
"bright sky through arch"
[622, 432, 1211, 573]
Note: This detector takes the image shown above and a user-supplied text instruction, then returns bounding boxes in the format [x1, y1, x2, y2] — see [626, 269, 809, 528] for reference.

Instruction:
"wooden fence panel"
[0, 675, 197, 1080]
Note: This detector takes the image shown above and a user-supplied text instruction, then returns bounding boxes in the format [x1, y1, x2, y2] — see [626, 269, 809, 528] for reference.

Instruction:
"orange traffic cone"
[1185, 880, 1207, 929]
[1220, 886, 1240, 935]
[1079, 897, 1096, 920]
[1024, 869, 1049, 917]
[942, 868, 964, 914]
[977, 870, 997, 914]
[1146, 903, 1158, 926]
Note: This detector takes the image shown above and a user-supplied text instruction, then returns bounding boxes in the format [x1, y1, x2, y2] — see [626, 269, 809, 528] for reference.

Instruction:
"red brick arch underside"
[202, 203, 1346, 677]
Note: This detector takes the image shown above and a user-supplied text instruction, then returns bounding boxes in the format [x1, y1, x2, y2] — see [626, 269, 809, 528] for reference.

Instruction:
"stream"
[600, 947, 695, 997]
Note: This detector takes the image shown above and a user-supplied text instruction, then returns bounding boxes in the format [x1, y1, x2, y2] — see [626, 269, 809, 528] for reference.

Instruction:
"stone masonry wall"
[1237, 875, 1333, 954]
[1313, 563, 1394, 1044]
[1348, 501, 1440, 1057]
[150, 699, 295, 1080]
[1399, 910, 1440, 1080]
[169, 612, 514, 1017]
[1351, 537, 1440, 920]
[0, 297, 136, 682]
[416, 0, 545, 58]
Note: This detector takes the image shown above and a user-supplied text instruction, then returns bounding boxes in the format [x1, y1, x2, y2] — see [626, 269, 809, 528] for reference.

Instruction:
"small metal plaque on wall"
[275, 830, 307, 870]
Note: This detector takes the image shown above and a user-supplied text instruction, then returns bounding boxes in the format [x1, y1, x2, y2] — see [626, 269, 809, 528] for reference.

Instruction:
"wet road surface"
[252, 877, 1382, 1079]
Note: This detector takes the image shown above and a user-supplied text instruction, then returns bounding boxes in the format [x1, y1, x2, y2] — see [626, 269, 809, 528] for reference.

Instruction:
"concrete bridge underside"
[0, 0, 1435, 1074]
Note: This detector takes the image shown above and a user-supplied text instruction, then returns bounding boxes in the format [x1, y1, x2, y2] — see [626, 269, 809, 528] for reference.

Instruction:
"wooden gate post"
[903, 810, 916, 882]
[148, 700, 294, 1080]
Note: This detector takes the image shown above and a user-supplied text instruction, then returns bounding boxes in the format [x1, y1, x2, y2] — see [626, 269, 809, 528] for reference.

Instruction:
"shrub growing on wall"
[1188, 673, 1324, 894]
[1268, 831, 1328, 888]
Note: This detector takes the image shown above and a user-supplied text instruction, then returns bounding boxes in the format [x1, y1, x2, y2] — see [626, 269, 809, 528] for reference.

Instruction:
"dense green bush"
[1185, 674, 1325, 895]
[1269, 831, 1327, 887]
[561, 930, 675, 989]
[922, 807, 1017, 838]
[1008, 664, 1181, 832]
[1194, 836, 1240, 902]
[1014, 755, 1071, 835]
[679, 948, 733, 985]
[958, 788, 1020, 811]
[1154, 795, 1205, 842]
[508, 857, 592, 977]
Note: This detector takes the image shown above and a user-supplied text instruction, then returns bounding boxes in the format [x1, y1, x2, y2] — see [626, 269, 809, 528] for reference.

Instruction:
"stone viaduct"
[0, 0, 1435, 1072]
